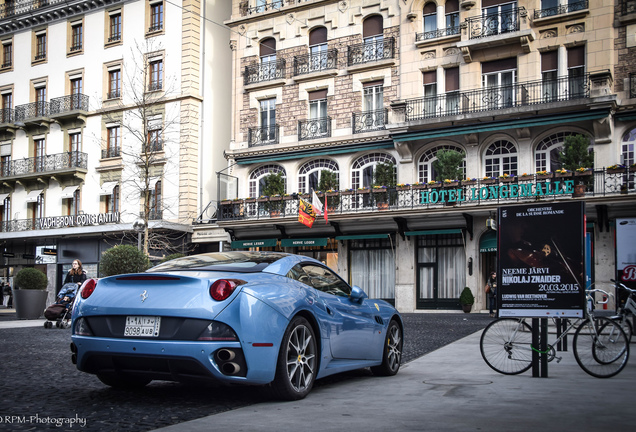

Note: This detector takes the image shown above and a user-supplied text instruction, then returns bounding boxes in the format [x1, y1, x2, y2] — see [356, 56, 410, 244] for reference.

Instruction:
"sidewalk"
[0, 307, 46, 328]
[152, 330, 634, 432]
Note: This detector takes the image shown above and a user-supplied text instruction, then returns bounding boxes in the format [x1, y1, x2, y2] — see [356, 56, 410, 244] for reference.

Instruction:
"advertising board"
[498, 202, 585, 318]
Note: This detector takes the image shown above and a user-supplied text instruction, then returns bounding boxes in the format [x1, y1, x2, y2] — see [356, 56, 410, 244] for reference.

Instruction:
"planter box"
[554, 172, 572, 178]
[480, 179, 496, 185]
[14, 289, 47, 320]
[536, 174, 552, 180]
[607, 168, 626, 174]
[461, 180, 476, 186]
[574, 170, 592, 176]
[499, 177, 516, 183]
[518, 175, 533, 181]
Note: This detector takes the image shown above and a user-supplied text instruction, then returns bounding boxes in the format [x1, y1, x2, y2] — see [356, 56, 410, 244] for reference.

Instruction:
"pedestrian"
[3, 281, 12, 308]
[2, 283, 11, 308]
[64, 259, 87, 288]
[485, 271, 497, 317]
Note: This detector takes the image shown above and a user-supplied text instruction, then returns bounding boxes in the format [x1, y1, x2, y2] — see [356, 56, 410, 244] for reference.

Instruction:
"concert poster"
[616, 218, 636, 290]
[498, 202, 586, 318]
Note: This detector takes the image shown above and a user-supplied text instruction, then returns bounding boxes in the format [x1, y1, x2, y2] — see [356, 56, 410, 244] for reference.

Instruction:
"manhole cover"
[423, 379, 492, 386]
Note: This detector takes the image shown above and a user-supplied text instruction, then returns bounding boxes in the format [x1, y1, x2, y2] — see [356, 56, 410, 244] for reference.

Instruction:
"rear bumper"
[71, 336, 273, 385]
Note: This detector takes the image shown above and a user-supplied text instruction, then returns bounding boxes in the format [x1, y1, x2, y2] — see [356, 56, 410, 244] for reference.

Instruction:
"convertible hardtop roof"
[147, 251, 293, 274]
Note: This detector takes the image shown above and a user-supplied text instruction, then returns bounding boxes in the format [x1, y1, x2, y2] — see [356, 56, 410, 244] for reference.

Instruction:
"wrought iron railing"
[108, 34, 121, 43]
[239, 0, 285, 16]
[217, 169, 636, 222]
[107, 90, 121, 99]
[630, 73, 636, 99]
[69, 44, 82, 52]
[298, 117, 331, 141]
[352, 109, 387, 134]
[293, 49, 338, 76]
[0, 0, 56, 19]
[415, 26, 460, 42]
[101, 148, 121, 159]
[404, 74, 589, 121]
[1, 61, 11, 68]
[14, 101, 49, 121]
[0, 212, 120, 232]
[34, 53, 46, 61]
[534, 0, 587, 19]
[244, 59, 286, 85]
[144, 141, 164, 153]
[140, 210, 163, 220]
[0, 151, 87, 177]
[0, 108, 14, 123]
[466, 8, 522, 40]
[148, 23, 163, 33]
[50, 94, 89, 114]
[248, 125, 279, 146]
[347, 37, 395, 66]
[621, 0, 636, 15]
[147, 81, 163, 92]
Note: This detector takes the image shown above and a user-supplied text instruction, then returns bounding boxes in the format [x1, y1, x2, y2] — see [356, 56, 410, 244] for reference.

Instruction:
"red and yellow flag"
[298, 198, 316, 228]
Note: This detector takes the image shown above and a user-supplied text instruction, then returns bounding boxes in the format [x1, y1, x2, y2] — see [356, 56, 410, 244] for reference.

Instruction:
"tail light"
[209, 279, 245, 301]
[80, 279, 97, 299]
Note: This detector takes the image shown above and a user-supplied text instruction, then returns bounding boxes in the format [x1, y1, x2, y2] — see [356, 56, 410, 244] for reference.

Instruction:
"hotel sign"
[420, 180, 575, 204]
[37, 212, 120, 229]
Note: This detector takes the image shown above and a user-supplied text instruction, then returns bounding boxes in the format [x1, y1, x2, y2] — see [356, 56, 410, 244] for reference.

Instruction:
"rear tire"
[97, 373, 152, 389]
[371, 319, 402, 376]
[573, 317, 629, 378]
[269, 316, 317, 401]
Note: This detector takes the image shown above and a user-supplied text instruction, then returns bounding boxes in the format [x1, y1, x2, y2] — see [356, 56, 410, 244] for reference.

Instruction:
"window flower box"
[607, 165, 627, 174]
[574, 168, 592, 176]
[480, 178, 496, 185]
[518, 174, 533, 181]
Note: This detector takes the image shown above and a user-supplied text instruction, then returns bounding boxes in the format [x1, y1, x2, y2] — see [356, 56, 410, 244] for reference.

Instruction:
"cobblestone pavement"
[0, 312, 491, 431]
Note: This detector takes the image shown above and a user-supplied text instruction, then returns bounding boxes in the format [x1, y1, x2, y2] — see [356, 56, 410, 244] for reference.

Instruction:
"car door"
[300, 264, 380, 360]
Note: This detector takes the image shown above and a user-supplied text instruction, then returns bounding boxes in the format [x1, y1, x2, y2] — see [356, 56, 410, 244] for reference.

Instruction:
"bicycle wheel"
[480, 318, 533, 375]
[573, 317, 630, 378]
[611, 314, 633, 344]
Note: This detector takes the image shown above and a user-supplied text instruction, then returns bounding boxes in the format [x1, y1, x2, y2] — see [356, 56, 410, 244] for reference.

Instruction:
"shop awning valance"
[479, 230, 497, 253]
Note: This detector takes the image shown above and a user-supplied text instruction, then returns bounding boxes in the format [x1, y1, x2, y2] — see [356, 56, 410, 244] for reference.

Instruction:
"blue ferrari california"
[70, 252, 403, 400]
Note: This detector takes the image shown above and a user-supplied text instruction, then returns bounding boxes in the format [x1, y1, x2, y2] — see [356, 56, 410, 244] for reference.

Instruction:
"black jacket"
[64, 270, 87, 285]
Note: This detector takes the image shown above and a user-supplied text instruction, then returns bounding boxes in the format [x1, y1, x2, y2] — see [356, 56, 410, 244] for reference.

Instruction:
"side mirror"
[350, 285, 368, 303]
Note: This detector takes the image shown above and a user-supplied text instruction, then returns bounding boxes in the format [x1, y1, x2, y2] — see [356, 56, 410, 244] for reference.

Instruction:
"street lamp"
[133, 218, 147, 251]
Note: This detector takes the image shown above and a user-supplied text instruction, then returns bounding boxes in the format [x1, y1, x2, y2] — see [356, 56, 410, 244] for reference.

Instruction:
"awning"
[25, 190, 43, 203]
[61, 185, 79, 199]
[99, 181, 118, 196]
[0, 193, 9, 203]
[479, 230, 497, 253]
[231, 239, 278, 249]
[281, 238, 328, 247]
[335, 234, 389, 240]
[405, 228, 462, 236]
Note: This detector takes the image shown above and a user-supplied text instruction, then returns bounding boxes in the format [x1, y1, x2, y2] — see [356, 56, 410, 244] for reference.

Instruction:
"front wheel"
[371, 319, 402, 376]
[269, 316, 317, 401]
[480, 318, 533, 375]
[573, 317, 629, 378]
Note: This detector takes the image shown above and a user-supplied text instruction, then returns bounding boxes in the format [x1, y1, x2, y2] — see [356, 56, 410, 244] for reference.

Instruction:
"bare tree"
[96, 39, 198, 256]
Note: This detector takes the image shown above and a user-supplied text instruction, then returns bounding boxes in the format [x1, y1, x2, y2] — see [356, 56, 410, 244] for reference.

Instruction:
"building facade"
[0, 0, 231, 297]
[217, 0, 636, 312]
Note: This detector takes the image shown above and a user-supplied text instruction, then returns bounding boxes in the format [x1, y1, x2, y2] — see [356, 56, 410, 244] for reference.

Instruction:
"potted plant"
[261, 172, 286, 215]
[13, 267, 49, 320]
[318, 169, 339, 209]
[559, 134, 594, 196]
[373, 161, 396, 208]
[459, 287, 474, 313]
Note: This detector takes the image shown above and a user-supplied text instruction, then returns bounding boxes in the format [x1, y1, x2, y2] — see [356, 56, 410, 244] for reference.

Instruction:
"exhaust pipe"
[221, 362, 241, 375]
[216, 349, 236, 362]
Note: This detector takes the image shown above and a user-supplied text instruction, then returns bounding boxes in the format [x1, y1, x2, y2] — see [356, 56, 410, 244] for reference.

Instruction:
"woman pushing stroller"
[44, 259, 86, 328]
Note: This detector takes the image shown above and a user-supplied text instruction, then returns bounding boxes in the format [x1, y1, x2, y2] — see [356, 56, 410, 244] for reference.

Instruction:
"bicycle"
[480, 289, 630, 378]
[610, 279, 635, 343]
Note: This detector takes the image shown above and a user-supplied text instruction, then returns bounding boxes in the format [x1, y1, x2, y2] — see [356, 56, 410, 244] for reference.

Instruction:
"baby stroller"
[44, 283, 78, 329]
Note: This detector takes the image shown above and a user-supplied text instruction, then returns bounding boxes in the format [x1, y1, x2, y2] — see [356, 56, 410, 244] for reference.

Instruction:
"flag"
[312, 191, 323, 216]
[324, 194, 328, 224]
[298, 198, 316, 228]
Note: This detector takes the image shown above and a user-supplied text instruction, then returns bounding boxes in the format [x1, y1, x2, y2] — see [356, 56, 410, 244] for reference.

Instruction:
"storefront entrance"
[416, 233, 465, 309]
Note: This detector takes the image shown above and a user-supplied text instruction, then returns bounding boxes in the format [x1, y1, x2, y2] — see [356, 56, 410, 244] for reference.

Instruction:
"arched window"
[309, 26, 328, 72]
[621, 128, 636, 167]
[260, 38, 276, 64]
[446, 0, 460, 31]
[484, 140, 518, 177]
[1, 195, 10, 225]
[351, 153, 395, 189]
[418, 144, 465, 183]
[298, 159, 339, 194]
[249, 164, 286, 198]
[535, 131, 588, 172]
[423, 2, 437, 34]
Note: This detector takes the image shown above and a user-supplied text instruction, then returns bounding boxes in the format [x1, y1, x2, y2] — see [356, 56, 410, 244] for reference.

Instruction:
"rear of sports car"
[70, 265, 292, 388]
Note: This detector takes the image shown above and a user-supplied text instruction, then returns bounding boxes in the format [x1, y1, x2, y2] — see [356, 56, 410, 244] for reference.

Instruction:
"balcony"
[352, 109, 387, 134]
[14, 101, 49, 122]
[217, 169, 636, 222]
[298, 117, 331, 141]
[247, 125, 279, 147]
[534, 0, 588, 19]
[239, 0, 285, 16]
[630, 73, 636, 99]
[244, 59, 286, 86]
[101, 148, 121, 159]
[293, 49, 338, 77]
[621, 0, 636, 16]
[50, 94, 89, 115]
[0, 108, 14, 124]
[347, 38, 395, 68]
[0, 0, 52, 19]
[147, 81, 163, 92]
[0, 151, 88, 190]
[0, 212, 120, 232]
[415, 26, 460, 43]
[403, 74, 589, 122]
[466, 8, 522, 40]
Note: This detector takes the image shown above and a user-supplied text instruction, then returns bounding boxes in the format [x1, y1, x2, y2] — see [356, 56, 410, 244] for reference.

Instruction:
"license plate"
[124, 316, 161, 337]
